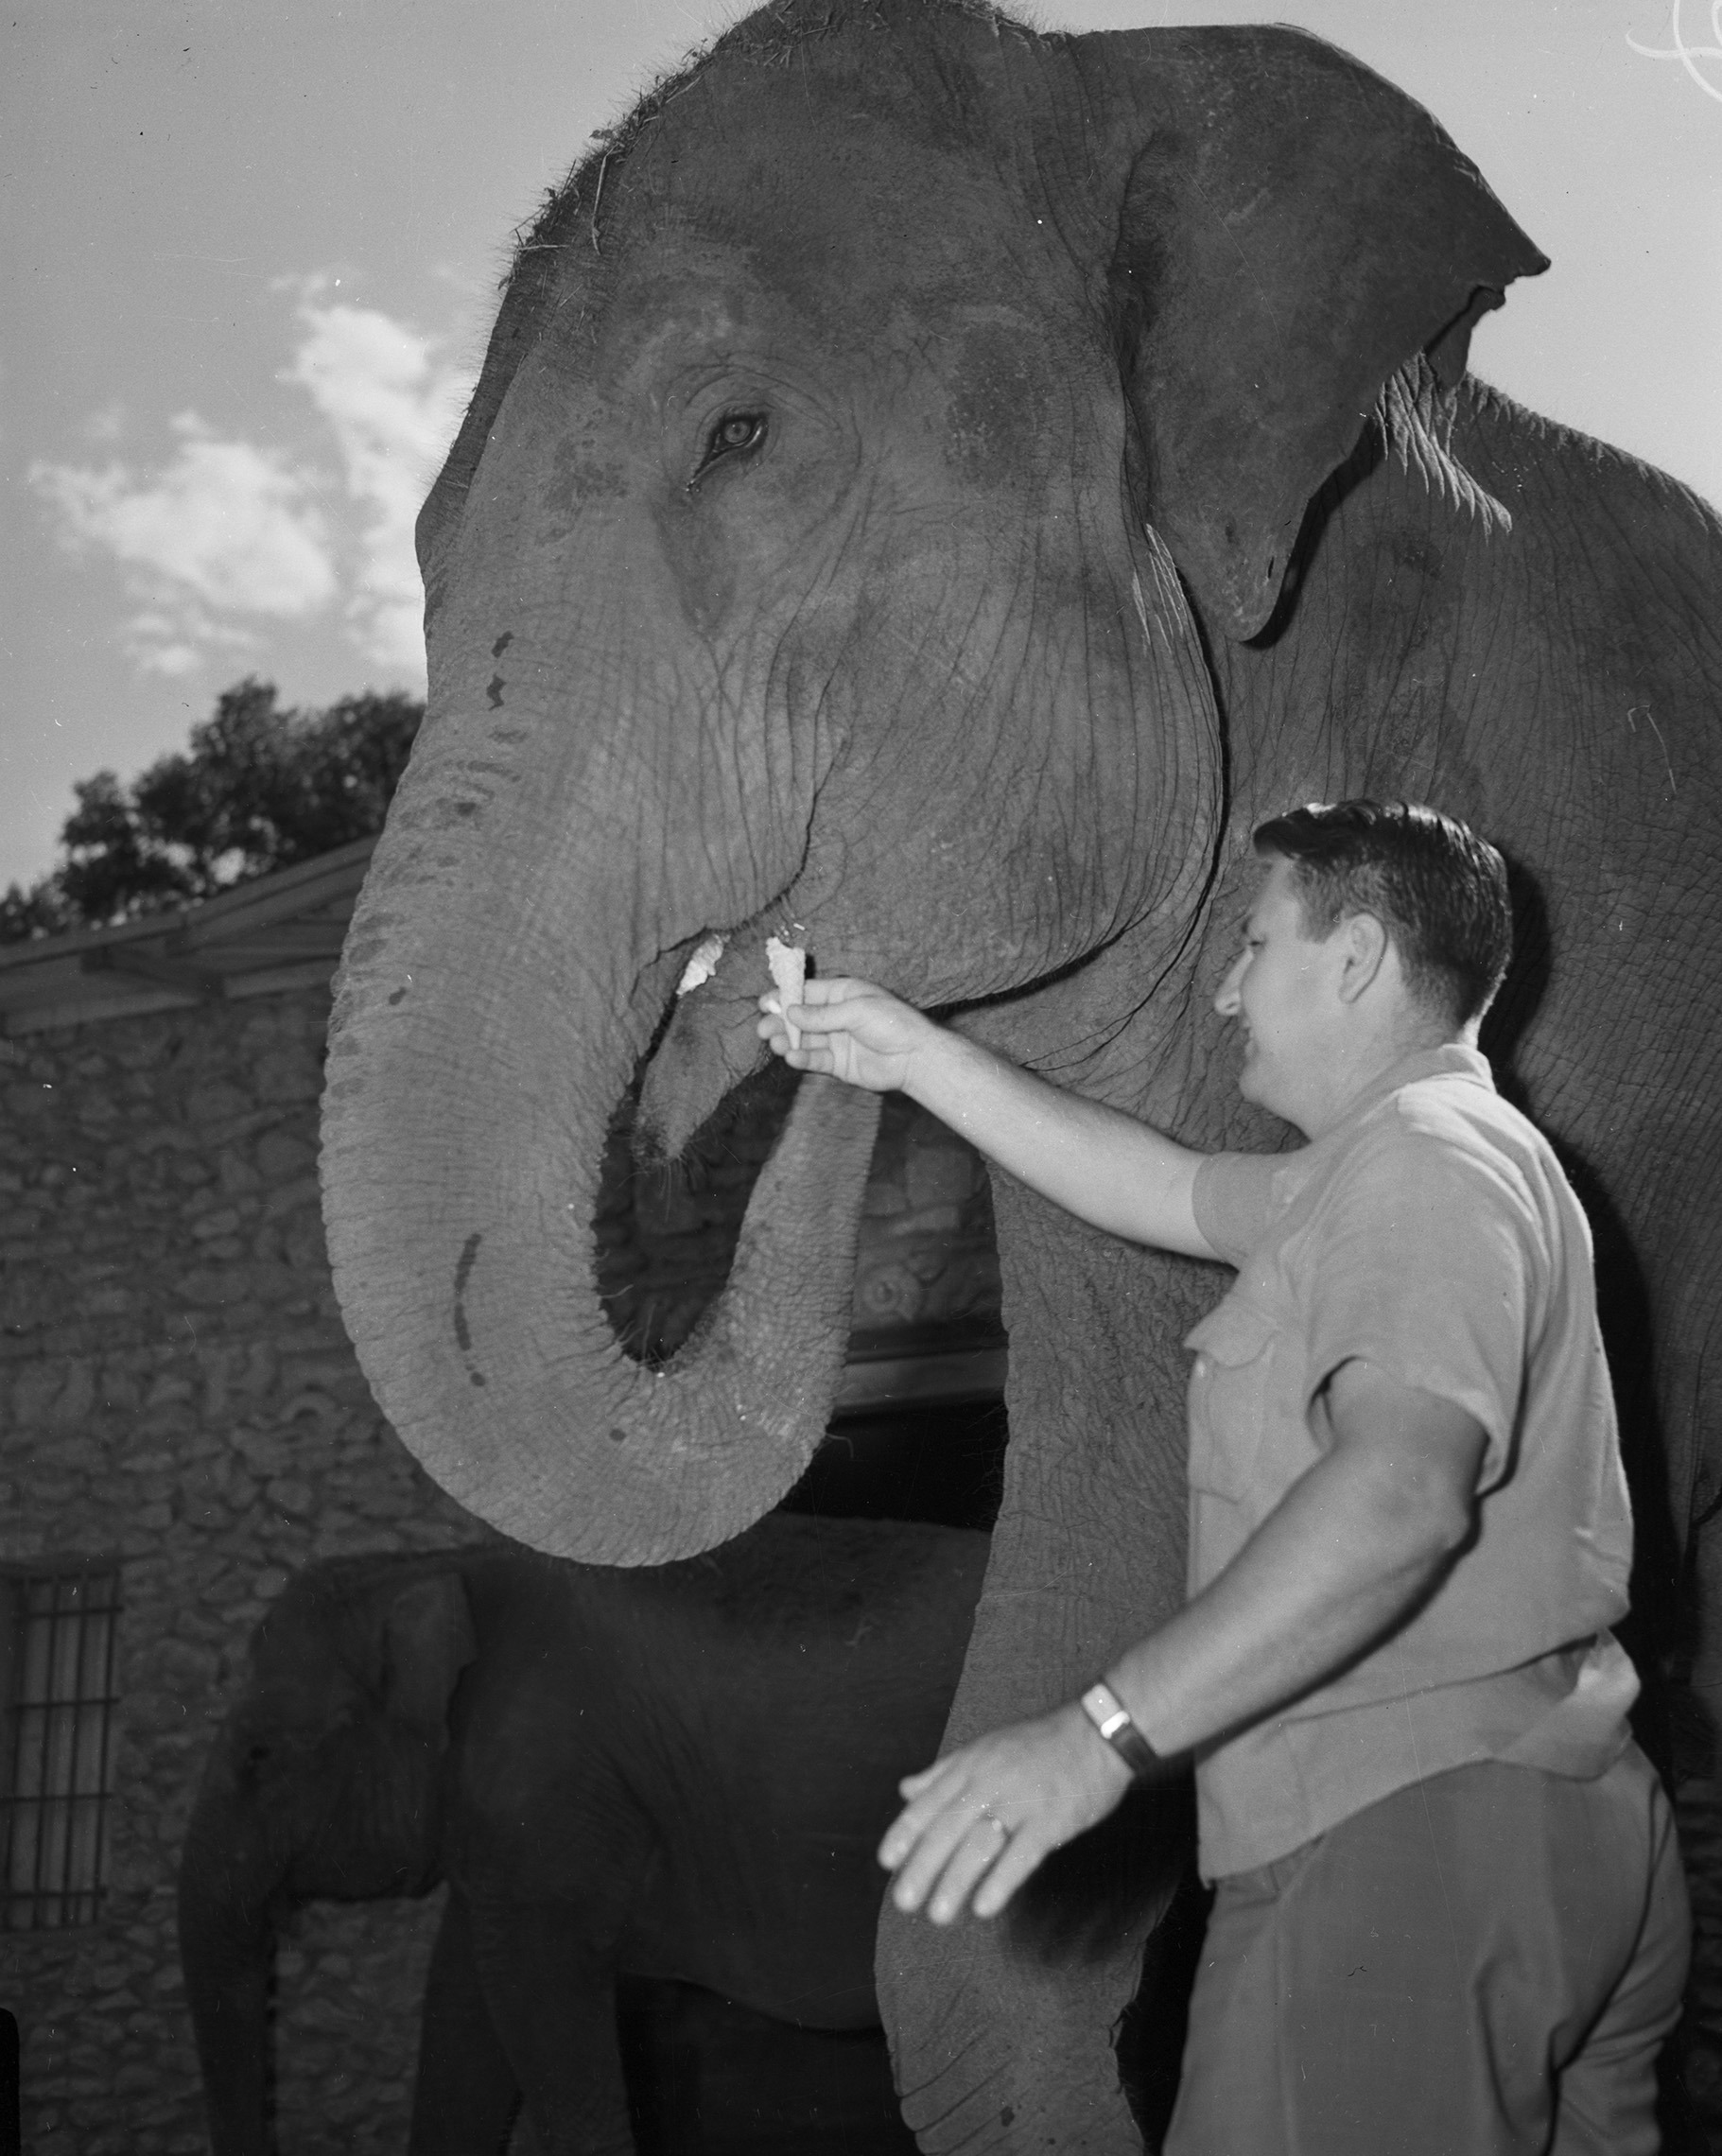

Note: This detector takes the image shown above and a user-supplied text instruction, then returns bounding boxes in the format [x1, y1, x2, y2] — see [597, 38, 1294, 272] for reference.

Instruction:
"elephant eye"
[692, 410, 767, 483]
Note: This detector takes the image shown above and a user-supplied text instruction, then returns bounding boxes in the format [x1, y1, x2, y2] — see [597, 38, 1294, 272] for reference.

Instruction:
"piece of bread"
[765, 936, 806, 1051]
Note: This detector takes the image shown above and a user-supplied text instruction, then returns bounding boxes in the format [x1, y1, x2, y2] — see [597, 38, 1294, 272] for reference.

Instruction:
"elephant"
[176, 1513, 993, 2156]
[318, 2, 1722, 2148]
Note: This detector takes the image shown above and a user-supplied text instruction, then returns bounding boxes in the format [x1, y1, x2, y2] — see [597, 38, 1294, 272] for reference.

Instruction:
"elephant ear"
[378, 1572, 479, 1745]
[1074, 25, 1549, 638]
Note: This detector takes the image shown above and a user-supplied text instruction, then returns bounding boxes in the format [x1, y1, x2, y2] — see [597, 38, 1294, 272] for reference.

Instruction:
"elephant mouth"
[594, 1050, 802, 1369]
[322, 861, 887, 1564]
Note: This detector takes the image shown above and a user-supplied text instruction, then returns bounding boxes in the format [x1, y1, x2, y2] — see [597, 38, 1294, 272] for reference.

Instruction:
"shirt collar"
[1331, 1041, 1495, 1132]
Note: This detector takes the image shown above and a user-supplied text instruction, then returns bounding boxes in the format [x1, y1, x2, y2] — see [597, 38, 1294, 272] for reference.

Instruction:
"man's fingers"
[878, 1774, 966, 1874]
[968, 1826, 1048, 1921]
[896, 1755, 961, 1800]
[782, 1000, 850, 1037]
[892, 1806, 1047, 1926]
[883, 1730, 1032, 1865]
[922, 1815, 1017, 1926]
[755, 1007, 834, 1072]
[879, 1747, 984, 1866]
[883, 1773, 1000, 1908]
[890, 1800, 1007, 1919]
[756, 983, 878, 1032]
[757, 995, 832, 1045]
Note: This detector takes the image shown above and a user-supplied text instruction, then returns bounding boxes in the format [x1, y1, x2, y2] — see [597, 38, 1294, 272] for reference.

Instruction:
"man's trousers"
[1162, 1747, 1689, 2154]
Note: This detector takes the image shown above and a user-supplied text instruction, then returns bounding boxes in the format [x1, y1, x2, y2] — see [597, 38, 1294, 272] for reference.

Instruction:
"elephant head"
[321, 1, 1542, 1570]
[177, 1558, 477, 2156]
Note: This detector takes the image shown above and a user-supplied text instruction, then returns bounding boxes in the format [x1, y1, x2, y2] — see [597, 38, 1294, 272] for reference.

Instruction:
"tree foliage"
[0, 679, 423, 944]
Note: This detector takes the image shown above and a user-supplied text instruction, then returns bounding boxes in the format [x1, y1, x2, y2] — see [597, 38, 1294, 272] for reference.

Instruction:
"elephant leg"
[876, 1713, 1184, 2155]
[469, 1900, 636, 2156]
[878, 1198, 1204, 2153]
[410, 1891, 522, 2156]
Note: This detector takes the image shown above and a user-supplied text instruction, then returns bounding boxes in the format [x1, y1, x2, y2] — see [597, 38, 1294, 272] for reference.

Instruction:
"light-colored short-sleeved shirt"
[1185, 1043, 1636, 1878]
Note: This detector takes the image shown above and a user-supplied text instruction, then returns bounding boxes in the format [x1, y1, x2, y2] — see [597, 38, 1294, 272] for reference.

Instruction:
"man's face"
[1213, 857, 1346, 1127]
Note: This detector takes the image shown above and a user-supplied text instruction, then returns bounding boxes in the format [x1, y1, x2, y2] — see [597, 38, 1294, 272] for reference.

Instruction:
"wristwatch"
[1079, 1678, 1167, 1779]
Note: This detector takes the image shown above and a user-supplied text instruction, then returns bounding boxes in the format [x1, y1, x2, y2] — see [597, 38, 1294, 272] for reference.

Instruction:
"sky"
[4, 0, 1718, 893]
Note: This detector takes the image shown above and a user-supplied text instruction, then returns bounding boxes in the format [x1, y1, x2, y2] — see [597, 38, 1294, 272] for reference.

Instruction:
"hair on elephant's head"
[321, 0, 1544, 1564]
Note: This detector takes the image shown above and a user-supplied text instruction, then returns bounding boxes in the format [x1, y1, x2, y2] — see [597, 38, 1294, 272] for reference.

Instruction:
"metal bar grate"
[1, 1570, 120, 1931]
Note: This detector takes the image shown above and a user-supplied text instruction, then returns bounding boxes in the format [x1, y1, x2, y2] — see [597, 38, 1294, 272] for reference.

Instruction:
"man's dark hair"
[1252, 799, 1512, 1027]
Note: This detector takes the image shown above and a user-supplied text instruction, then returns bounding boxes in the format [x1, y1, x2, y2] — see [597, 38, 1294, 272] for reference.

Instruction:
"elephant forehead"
[583, 255, 810, 401]
[576, 49, 1079, 337]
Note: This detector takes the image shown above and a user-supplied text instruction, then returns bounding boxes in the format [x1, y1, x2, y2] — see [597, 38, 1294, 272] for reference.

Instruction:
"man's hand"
[877, 1703, 1133, 1925]
[757, 975, 937, 1092]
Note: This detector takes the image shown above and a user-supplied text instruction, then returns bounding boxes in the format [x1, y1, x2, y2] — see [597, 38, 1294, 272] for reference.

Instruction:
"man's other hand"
[877, 1703, 1133, 1924]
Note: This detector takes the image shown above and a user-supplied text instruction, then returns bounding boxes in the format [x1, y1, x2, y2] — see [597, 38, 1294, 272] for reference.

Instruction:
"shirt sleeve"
[1192, 1150, 1281, 1267]
[1298, 1116, 1537, 1489]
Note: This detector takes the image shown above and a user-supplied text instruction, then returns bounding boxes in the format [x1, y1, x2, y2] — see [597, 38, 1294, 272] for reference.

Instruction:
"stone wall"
[0, 987, 486, 2154]
[0, 978, 1000, 2153]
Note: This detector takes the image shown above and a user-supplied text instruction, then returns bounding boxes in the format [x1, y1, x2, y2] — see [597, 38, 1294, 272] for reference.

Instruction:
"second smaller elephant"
[178, 1512, 990, 2155]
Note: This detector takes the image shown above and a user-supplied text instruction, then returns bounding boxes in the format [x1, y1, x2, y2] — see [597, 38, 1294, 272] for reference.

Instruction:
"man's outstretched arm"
[759, 976, 1220, 1261]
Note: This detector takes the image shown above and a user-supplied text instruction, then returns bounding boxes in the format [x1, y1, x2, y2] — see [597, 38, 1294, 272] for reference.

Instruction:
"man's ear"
[1336, 913, 1390, 1003]
[1071, 25, 1547, 638]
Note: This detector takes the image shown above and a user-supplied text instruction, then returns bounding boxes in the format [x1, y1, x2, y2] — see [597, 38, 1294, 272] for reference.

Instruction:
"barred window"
[0, 1567, 121, 1931]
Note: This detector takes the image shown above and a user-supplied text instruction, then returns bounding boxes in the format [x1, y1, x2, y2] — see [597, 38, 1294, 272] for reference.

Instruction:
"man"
[758, 801, 1688, 2152]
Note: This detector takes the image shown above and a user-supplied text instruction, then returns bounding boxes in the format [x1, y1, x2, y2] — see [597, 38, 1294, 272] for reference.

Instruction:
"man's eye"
[694, 411, 767, 479]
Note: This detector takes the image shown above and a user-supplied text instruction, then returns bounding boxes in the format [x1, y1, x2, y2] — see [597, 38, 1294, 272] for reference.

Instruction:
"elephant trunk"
[177, 1785, 282, 2156]
[322, 688, 882, 1565]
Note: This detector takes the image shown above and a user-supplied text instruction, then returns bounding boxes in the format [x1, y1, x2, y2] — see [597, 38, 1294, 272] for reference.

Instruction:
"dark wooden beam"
[198, 926, 348, 964]
[80, 946, 226, 1000]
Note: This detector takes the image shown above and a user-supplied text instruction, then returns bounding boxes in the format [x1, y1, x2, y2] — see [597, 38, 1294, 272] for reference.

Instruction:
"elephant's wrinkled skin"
[176, 1515, 988, 2156]
[320, 4, 1722, 2147]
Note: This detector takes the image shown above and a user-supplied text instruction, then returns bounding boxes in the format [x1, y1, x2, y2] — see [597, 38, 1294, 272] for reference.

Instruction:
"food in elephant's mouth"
[676, 932, 726, 996]
[766, 935, 808, 1050]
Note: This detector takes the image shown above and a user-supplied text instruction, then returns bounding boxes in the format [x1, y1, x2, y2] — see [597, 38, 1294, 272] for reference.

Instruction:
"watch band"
[1079, 1679, 1164, 1779]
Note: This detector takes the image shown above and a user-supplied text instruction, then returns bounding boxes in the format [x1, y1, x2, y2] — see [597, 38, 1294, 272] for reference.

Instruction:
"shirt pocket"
[1185, 1295, 1278, 1503]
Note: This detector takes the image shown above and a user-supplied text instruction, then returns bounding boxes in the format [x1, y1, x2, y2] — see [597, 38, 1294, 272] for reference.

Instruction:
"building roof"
[0, 837, 376, 1039]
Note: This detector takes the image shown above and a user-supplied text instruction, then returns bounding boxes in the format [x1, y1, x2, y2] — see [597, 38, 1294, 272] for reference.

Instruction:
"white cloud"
[285, 292, 472, 671]
[31, 286, 473, 687]
[132, 637, 203, 679]
[30, 416, 337, 676]
[125, 602, 261, 680]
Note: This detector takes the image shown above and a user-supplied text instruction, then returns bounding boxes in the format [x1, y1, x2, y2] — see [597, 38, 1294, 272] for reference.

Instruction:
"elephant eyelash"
[689, 410, 768, 486]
